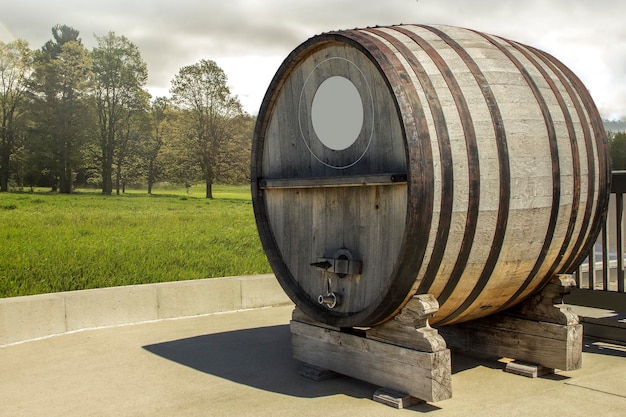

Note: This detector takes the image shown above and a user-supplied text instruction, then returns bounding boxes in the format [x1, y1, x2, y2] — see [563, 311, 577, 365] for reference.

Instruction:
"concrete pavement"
[2, 304, 626, 417]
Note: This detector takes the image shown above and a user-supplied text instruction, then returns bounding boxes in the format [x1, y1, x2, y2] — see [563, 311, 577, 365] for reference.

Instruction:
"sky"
[1, 0, 624, 119]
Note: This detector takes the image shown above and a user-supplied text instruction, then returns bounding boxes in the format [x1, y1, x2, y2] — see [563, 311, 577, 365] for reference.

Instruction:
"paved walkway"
[2, 305, 626, 417]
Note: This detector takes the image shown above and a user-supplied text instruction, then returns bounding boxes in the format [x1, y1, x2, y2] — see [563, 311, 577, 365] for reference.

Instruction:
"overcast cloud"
[1, 0, 624, 118]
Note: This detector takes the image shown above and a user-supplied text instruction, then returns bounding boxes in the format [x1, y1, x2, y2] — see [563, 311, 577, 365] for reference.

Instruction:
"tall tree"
[114, 89, 150, 193]
[159, 111, 202, 193]
[170, 59, 243, 198]
[215, 114, 254, 184]
[609, 131, 626, 170]
[92, 32, 148, 195]
[29, 25, 92, 193]
[42, 25, 81, 58]
[0, 39, 33, 192]
[146, 96, 168, 194]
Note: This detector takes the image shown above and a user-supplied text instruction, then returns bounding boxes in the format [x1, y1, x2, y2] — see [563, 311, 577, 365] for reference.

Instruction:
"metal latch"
[310, 248, 362, 278]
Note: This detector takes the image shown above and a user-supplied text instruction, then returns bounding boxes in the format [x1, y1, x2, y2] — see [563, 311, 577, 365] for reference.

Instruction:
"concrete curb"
[0, 274, 292, 346]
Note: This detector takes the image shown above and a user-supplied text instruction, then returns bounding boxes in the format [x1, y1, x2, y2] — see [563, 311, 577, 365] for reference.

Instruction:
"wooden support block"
[438, 274, 583, 371]
[508, 275, 580, 325]
[297, 364, 337, 381]
[366, 294, 447, 352]
[504, 361, 554, 378]
[292, 308, 341, 331]
[290, 294, 452, 403]
[373, 388, 424, 409]
[439, 314, 582, 370]
[291, 320, 451, 402]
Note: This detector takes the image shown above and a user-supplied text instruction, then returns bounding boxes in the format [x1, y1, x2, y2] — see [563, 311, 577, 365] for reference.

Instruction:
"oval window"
[311, 76, 364, 151]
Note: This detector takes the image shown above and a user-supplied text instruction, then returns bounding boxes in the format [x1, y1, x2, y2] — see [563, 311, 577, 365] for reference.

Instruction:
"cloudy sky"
[1, 0, 624, 119]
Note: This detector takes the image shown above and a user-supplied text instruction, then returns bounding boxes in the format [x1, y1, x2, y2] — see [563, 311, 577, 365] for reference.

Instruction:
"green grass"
[0, 185, 272, 298]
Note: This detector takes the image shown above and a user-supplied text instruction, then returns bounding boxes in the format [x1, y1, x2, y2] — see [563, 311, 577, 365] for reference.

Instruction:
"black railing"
[575, 171, 626, 293]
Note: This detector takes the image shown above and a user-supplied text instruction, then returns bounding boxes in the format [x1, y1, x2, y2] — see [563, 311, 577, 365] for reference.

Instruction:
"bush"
[609, 131, 626, 170]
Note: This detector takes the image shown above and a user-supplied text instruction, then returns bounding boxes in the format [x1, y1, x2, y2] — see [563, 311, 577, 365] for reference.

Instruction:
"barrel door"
[251, 24, 610, 328]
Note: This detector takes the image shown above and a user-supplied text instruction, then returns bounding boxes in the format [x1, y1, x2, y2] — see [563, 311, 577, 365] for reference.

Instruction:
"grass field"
[0, 184, 272, 298]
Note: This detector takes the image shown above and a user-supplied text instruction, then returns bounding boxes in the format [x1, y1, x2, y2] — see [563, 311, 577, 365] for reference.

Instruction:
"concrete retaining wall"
[0, 274, 292, 346]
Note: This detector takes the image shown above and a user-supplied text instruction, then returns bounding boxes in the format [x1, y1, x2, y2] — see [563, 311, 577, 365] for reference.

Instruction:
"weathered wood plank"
[438, 275, 583, 371]
[504, 362, 555, 378]
[366, 294, 447, 352]
[507, 274, 580, 325]
[258, 173, 407, 189]
[373, 388, 424, 409]
[292, 308, 341, 331]
[290, 320, 452, 402]
[297, 363, 338, 381]
[438, 315, 582, 371]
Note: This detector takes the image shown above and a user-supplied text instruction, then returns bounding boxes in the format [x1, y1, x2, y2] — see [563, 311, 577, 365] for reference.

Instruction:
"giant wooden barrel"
[251, 24, 610, 327]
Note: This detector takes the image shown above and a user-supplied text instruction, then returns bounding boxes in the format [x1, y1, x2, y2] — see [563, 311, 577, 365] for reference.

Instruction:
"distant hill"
[604, 120, 626, 133]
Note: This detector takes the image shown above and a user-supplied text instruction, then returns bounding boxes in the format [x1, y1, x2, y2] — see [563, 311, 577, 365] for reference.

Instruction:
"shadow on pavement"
[143, 324, 379, 400]
[145, 324, 567, 411]
[583, 339, 626, 358]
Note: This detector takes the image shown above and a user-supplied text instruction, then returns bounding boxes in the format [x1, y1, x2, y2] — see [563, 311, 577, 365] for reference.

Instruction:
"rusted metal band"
[364, 26, 457, 296]
[391, 25, 483, 296]
[494, 38, 582, 312]
[418, 26, 510, 323]
[339, 28, 436, 326]
[531, 46, 610, 274]
[472, 36, 560, 311]
[412, 25, 483, 306]
[528, 48, 596, 274]
[250, 36, 317, 321]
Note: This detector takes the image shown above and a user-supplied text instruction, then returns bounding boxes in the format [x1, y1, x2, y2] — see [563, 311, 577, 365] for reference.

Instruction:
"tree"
[0, 39, 33, 191]
[159, 109, 202, 191]
[609, 131, 626, 170]
[146, 96, 168, 194]
[113, 88, 150, 194]
[170, 59, 243, 198]
[215, 114, 254, 184]
[29, 25, 92, 193]
[42, 25, 81, 58]
[92, 32, 148, 195]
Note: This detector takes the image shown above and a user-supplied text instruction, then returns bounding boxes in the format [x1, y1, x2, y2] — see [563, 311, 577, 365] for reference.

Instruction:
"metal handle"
[318, 292, 340, 309]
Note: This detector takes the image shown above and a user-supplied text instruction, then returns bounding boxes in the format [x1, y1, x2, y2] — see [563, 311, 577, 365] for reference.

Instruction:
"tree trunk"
[147, 160, 154, 195]
[59, 168, 72, 193]
[0, 158, 8, 192]
[1, 135, 11, 192]
[102, 161, 113, 195]
[203, 156, 214, 199]
[102, 142, 114, 195]
[101, 122, 115, 195]
[205, 180, 213, 199]
[115, 162, 121, 195]
[59, 147, 72, 193]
